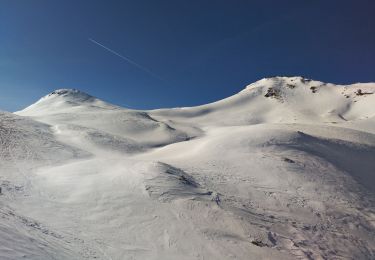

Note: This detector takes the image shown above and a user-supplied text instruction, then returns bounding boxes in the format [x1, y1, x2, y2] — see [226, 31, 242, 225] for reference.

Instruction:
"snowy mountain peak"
[262, 75, 312, 82]
[18, 88, 117, 116]
[244, 76, 323, 91]
[152, 76, 374, 127]
[48, 88, 86, 96]
[44, 88, 95, 102]
[17, 77, 375, 121]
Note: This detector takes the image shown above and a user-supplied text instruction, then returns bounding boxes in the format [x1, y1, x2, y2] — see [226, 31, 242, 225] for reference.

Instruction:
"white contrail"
[89, 38, 163, 80]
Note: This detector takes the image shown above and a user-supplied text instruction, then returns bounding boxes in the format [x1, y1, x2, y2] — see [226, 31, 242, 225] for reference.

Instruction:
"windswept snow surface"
[0, 77, 374, 259]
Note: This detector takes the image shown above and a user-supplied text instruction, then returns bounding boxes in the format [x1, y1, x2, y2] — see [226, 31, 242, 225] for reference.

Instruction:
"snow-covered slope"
[0, 111, 90, 259]
[1, 77, 374, 259]
[152, 76, 375, 127]
[18, 89, 194, 149]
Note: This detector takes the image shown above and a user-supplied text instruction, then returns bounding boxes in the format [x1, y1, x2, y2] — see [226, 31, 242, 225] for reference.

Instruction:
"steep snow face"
[2, 77, 375, 259]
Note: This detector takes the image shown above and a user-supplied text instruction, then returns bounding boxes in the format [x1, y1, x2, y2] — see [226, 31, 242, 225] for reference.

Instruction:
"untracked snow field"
[1, 77, 374, 259]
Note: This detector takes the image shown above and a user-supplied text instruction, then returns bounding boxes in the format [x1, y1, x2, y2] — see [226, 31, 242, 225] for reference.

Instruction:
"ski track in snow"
[0, 77, 374, 259]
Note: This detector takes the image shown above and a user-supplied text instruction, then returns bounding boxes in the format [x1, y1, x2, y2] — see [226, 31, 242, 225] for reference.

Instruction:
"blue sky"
[1, 0, 374, 111]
